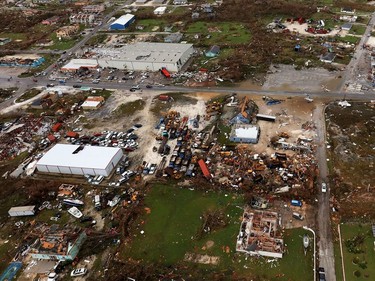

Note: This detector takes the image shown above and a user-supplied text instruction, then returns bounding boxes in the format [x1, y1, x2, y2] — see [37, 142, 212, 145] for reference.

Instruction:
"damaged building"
[236, 209, 284, 258]
[29, 224, 86, 261]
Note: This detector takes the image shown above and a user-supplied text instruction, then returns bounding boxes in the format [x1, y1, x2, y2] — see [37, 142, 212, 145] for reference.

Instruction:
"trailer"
[8, 205, 36, 217]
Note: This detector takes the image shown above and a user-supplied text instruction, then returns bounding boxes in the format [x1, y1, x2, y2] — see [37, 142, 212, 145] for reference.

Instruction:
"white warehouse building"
[36, 144, 123, 177]
[62, 42, 194, 72]
[97, 42, 194, 72]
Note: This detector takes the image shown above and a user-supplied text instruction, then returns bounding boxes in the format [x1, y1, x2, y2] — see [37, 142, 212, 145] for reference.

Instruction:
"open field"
[335, 224, 375, 281]
[185, 21, 251, 46]
[120, 184, 313, 280]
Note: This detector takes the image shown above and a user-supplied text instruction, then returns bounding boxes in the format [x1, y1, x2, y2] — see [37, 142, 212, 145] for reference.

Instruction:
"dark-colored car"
[46, 84, 55, 87]
[73, 85, 81, 88]
[146, 84, 152, 88]
[80, 216, 93, 223]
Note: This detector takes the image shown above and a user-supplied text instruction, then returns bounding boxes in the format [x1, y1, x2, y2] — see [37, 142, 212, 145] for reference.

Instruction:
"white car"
[321, 182, 327, 193]
[68, 207, 83, 218]
[47, 272, 58, 281]
[71, 268, 87, 277]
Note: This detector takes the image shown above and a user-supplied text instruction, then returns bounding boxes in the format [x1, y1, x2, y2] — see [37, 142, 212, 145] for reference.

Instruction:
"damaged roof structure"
[236, 209, 284, 258]
[29, 224, 86, 261]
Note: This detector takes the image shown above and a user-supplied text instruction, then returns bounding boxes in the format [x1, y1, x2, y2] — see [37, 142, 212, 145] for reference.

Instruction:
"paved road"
[339, 13, 375, 91]
[313, 103, 336, 281]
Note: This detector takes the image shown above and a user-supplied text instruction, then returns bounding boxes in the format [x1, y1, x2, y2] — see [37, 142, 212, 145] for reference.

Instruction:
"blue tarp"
[229, 113, 250, 125]
[0, 262, 22, 281]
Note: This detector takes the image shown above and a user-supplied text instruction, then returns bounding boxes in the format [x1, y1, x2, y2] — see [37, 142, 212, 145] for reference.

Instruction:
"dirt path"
[313, 103, 336, 281]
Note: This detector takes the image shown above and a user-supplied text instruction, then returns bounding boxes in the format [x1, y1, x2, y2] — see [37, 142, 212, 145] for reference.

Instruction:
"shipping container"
[8, 206, 36, 217]
[160, 67, 171, 78]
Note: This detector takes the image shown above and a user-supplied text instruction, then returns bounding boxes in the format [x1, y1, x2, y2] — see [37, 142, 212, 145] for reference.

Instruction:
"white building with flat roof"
[36, 144, 123, 176]
[96, 42, 194, 72]
[229, 124, 260, 144]
[61, 43, 194, 72]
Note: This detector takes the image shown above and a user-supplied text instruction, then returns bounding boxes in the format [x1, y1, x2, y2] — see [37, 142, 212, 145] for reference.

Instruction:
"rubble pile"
[0, 116, 52, 161]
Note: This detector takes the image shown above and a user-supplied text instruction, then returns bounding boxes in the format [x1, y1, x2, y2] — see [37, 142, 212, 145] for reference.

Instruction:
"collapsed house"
[29, 224, 86, 261]
[236, 209, 284, 258]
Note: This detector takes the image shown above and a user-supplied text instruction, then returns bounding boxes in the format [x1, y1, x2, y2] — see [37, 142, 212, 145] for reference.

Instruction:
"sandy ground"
[233, 95, 318, 155]
[284, 22, 341, 37]
[262, 64, 342, 92]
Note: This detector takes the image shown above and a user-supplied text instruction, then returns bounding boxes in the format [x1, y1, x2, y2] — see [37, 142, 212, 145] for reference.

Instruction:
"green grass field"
[349, 24, 367, 36]
[47, 33, 81, 50]
[122, 184, 313, 280]
[132, 19, 166, 32]
[335, 224, 375, 281]
[186, 21, 251, 45]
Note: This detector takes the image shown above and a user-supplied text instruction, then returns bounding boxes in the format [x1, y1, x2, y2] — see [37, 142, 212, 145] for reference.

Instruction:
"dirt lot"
[262, 64, 342, 92]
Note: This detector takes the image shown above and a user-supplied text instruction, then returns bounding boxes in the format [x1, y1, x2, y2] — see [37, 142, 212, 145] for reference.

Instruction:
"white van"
[94, 195, 101, 210]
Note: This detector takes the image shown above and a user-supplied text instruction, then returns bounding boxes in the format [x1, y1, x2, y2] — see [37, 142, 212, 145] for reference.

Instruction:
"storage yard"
[0, 87, 322, 280]
[1, 0, 375, 280]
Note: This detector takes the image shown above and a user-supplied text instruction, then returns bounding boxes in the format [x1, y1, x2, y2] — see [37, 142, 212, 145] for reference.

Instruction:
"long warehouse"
[36, 144, 123, 176]
[61, 42, 194, 72]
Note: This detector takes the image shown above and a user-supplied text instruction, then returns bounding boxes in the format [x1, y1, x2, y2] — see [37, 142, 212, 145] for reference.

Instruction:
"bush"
[345, 234, 365, 254]
[352, 257, 360, 264]
[354, 270, 361, 277]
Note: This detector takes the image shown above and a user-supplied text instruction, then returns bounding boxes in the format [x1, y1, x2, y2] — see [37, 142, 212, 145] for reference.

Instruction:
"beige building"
[56, 25, 79, 39]
[69, 13, 95, 25]
[82, 4, 105, 14]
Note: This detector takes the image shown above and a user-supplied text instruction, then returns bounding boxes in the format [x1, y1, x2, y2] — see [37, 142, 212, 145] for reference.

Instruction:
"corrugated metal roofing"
[111, 14, 135, 27]
[198, 159, 211, 179]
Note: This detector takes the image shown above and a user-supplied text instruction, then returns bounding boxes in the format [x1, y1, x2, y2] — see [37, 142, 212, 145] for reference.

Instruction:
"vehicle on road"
[321, 182, 327, 193]
[146, 84, 152, 88]
[318, 267, 326, 281]
[47, 83, 55, 87]
[71, 268, 87, 277]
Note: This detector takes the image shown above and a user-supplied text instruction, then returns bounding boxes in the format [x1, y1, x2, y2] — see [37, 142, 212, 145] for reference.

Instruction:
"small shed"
[164, 33, 183, 43]
[341, 23, 353, 31]
[320, 52, 336, 63]
[205, 45, 220, 57]
[154, 7, 167, 15]
[198, 159, 211, 179]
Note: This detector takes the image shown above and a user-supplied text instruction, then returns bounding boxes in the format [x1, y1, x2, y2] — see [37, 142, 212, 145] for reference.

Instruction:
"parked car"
[46, 83, 55, 87]
[47, 272, 58, 281]
[321, 182, 327, 193]
[318, 267, 326, 281]
[292, 212, 304, 221]
[71, 268, 87, 277]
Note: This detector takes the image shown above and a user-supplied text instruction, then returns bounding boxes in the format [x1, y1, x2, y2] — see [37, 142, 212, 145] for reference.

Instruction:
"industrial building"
[110, 14, 135, 30]
[97, 42, 194, 72]
[236, 209, 284, 258]
[229, 124, 260, 144]
[36, 144, 123, 176]
[60, 59, 98, 72]
[62, 42, 194, 72]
